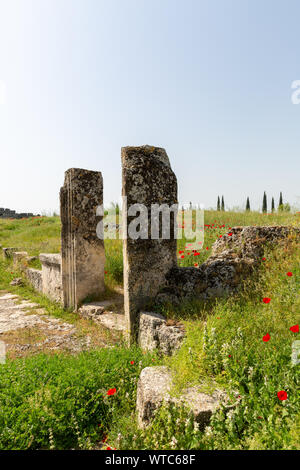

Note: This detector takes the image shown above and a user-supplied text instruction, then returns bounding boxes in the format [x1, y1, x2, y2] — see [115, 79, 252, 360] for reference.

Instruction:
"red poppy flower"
[290, 324, 299, 333]
[179, 250, 184, 254]
[130, 360, 135, 365]
[194, 263, 198, 267]
[262, 257, 266, 262]
[277, 390, 288, 401]
[228, 354, 232, 358]
[286, 272, 293, 277]
[263, 297, 271, 304]
[228, 232, 232, 236]
[263, 333, 270, 342]
[206, 247, 209, 250]
[106, 446, 112, 450]
[107, 388, 116, 396]
[180, 255, 184, 259]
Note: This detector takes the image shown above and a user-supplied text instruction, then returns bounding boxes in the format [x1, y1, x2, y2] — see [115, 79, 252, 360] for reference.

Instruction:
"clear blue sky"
[0, 0, 300, 214]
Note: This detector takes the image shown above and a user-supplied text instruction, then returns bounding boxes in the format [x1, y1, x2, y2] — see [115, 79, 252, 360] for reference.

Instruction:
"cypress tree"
[262, 192, 267, 213]
[217, 196, 220, 211]
[278, 192, 283, 210]
[246, 197, 250, 211]
[221, 196, 225, 211]
[271, 197, 275, 213]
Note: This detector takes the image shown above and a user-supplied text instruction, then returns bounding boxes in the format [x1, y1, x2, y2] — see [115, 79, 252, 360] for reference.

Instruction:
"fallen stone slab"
[136, 366, 227, 430]
[78, 301, 126, 332]
[3, 248, 18, 259]
[25, 268, 43, 293]
[78, 301, 117, 318]
[138, 312, 185, 355]
[13, 251, 28, 265]
[10, 278, 23, 287]
[97, 312, 126, 332]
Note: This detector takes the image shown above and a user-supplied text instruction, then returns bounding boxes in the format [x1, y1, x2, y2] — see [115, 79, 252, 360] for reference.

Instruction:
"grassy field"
[0, 210, 299, 450]
[0, 210, 298, 284]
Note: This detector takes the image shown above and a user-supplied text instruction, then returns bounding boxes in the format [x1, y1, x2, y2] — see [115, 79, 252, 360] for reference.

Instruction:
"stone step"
[136, 366, 237, 430]
[78, 301, 126, 333]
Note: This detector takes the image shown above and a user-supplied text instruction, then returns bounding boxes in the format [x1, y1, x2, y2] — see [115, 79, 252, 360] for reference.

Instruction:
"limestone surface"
[122, 145, 178, 342]
[60, 168, 105, 310]
[12, 252, 28, 265]
[136, 366, 226, 430]
[79, 302, 126, 332]
[0, 292, 90, 356]
[40, 253, 62, 303]
[25, 268, 43, 293]
[157, 225, 300, 303]
[138, 311, 185, 355]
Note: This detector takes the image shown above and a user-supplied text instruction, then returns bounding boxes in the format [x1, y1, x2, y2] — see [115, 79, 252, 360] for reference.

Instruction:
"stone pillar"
[122, 146, 178, 342]
[60, 168, 105, 310]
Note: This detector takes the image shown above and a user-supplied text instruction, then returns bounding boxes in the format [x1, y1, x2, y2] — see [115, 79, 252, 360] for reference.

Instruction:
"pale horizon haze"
[1, 0, 300, 214]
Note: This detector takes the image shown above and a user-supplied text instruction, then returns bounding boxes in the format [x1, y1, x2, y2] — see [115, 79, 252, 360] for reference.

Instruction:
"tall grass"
[0, 211, 299, 284]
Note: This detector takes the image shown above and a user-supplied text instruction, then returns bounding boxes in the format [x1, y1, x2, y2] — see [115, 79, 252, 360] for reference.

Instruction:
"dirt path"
[0, 292, 92, 358]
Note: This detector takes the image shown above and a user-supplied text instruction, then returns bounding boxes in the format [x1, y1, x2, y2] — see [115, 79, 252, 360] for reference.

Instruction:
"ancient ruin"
[60, 168, 105, 310]
[3, 148, 300, 434]
[122, 145, 178, 342]
[4, 149, 299, 352]
[0, 208, 37, 219]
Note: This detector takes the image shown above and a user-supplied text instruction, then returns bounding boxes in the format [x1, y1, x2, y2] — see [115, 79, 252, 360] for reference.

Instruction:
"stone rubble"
[157, 225, 300, 303]
[136, 366, 228, 430]
[138, 312, 185, 355]
[78, 301, 126, 332]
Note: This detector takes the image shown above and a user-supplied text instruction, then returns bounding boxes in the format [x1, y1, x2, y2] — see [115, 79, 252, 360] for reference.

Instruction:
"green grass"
[0, 348, 159, 450]
[0, 216, 61, 258]
[0, 210, 299, 450]
[115, 235, 300, 450]
[0, 210, 299, 284]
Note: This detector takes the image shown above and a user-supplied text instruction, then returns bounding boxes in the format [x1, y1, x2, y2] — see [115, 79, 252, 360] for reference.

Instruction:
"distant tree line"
[261, 191, 290, 213]
[217, 196, 225, 211]
[216, 192, 290, 212]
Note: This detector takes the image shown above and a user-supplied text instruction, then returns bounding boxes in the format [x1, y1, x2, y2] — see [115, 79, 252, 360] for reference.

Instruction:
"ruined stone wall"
[40, 254, 62, 303]
[157, 225, 300, 303]
[0, 208, 37, 219]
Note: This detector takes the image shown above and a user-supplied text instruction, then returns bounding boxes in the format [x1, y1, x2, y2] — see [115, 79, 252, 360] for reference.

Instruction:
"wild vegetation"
[0, 210, 299, 450]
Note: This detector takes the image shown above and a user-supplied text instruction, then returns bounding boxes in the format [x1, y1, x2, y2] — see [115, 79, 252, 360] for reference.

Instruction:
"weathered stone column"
[60, 168, 105, 310]
[122, 146, 178, 342]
